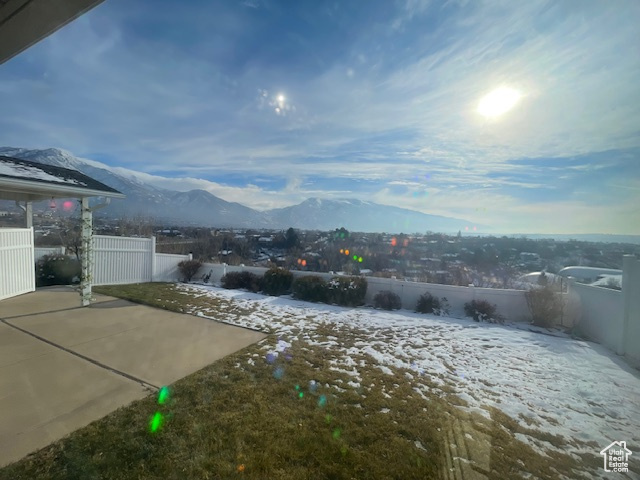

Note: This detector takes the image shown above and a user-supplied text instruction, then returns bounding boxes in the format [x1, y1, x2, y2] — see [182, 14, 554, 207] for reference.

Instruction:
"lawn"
[2, 282, 637, 479]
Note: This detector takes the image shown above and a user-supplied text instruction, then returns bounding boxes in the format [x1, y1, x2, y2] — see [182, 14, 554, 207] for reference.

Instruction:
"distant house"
[557, 266, 622, 283]
[520, 252, 540, 262]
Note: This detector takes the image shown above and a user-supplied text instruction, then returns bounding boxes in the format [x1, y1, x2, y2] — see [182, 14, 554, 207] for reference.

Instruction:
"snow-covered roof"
[0, 155, 124, 201]
[557, 266, 622, 280]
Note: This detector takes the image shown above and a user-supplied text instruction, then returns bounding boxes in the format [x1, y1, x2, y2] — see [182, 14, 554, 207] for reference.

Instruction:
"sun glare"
[477, 86, 521, 118]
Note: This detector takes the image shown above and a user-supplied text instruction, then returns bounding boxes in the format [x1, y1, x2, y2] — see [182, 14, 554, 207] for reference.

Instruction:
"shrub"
[36, 254, 81, 287]
[292, 276, 328, 303]
[525, 286, 563, 328]
[464, 299, 503, 323]
[261, 267, 294, 296]
[416, 292, 450, 316]
[373, 290, 401, 310]
[326, 276, 368, 307]
[178, 259, 202, 282]
[221, 271, 262, 293]
[603, 277, 621, 290]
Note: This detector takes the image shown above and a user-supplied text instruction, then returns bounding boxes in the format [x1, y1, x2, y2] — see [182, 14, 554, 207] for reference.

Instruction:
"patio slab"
[0, 323, 148, 467]
[0, 288, 268, 467]
[0, 287, 112, 318]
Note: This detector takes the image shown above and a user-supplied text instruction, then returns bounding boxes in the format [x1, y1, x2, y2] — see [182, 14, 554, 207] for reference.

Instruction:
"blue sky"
[1, 0, 639, 234]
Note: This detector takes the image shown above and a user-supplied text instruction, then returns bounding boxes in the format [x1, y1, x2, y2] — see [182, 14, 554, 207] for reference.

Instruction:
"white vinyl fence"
[194, 263, 533, 322]
[92, 235, 191, 286]
[568, 255, 640, 366]
[155, 253, 193, 282]
[93, 235, 155, 286]
[30, 236, 191, 287]
[0, 228, 35, 300]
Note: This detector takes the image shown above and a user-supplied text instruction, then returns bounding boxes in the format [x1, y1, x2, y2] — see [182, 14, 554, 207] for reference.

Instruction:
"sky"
[1, 0, 639, 234]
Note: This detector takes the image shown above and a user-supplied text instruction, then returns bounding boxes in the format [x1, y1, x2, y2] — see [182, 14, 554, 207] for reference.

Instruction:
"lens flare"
[345, 249, 350, 256]
[149, 412, 164, 433]
[390, 238, 397, 247]
[358, 257, 363, 263]
[158, 386, 170, 405]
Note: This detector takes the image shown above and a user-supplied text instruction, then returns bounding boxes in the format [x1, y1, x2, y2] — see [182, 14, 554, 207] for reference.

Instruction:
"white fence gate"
[93, 235, 155, 286]
[0, 228, 35, 300]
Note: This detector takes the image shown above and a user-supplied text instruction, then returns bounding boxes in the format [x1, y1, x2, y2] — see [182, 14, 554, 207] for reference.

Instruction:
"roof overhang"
[0, 176, 125, 202]
[0, 0, 106, 65]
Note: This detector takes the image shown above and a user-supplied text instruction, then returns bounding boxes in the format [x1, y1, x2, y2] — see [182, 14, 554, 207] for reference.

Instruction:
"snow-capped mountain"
[0, 147, 270, 228]
[268, 197, 473, 233]
[0, 147, 476, 232]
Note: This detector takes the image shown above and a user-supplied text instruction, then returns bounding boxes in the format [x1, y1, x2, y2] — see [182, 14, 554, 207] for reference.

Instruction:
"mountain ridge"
[0, 147, 476, 233]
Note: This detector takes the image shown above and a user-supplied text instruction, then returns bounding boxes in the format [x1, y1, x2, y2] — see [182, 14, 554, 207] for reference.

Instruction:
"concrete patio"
[0, 287, 267, 467]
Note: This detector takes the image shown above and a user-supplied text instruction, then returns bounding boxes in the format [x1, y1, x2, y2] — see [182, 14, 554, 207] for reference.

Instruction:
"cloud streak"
[0, 0, 638, 233]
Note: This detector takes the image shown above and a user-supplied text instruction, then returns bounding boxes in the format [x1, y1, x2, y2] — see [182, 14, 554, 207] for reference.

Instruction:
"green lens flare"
[358, 257, 363, 263]
[353, 255, 357, 260]
[158, 386, 170, 405]
[332, 428, 341, 439]
[298, 392, 304, 398]
[149, 412, 164, 433]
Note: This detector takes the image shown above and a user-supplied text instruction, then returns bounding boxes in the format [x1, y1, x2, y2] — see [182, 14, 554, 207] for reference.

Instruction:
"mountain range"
[0, 147, 475, 233]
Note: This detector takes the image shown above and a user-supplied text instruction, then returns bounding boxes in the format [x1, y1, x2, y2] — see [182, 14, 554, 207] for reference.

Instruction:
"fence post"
[150, 236, 156, 282]
[621, 255, 637, 357]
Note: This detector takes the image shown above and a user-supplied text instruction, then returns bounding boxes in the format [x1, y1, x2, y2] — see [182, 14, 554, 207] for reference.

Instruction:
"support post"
[80, 197, 93, 306]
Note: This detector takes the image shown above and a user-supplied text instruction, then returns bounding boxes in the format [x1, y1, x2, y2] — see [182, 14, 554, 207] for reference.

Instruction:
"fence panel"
[0, 228, 35, 300]
[568, 282, 624, 354]
[93, 235, 153, 286]
[155, 253, 191, 282]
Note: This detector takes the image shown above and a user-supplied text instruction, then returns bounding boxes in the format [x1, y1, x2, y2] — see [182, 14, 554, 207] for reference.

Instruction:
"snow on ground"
[178, 284, 640, 460]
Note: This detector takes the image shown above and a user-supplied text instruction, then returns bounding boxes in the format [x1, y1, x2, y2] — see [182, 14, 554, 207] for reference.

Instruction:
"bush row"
[214, 267, 562, 327]
[372, 290, 452, 316]
[218, 269, 368, 307]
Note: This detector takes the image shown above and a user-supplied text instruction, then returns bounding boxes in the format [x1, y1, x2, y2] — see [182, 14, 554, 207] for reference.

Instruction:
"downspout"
[15, 200, 33, 228]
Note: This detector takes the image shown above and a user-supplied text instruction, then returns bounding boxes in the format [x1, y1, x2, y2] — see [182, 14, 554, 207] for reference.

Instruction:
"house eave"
[0, 177, 125, 201]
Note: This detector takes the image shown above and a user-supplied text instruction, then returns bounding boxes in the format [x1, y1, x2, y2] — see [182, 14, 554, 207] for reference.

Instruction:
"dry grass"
[0, 283, 597, 480]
